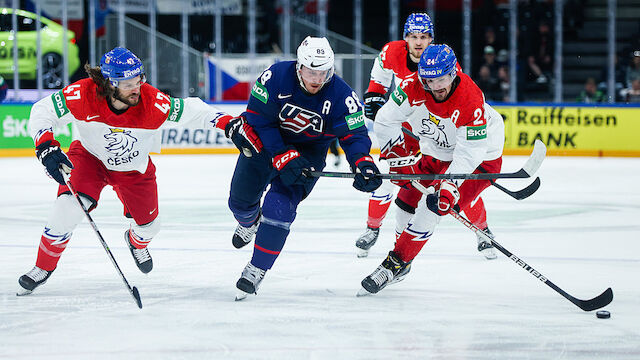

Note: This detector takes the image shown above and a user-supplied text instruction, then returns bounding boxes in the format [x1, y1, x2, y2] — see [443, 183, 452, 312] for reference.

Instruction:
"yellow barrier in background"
[2, 103, 639, 157]
[497, 105, 640, 157]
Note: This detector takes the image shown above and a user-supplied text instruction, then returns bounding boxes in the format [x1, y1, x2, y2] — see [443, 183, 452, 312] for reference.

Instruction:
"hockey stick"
[306, 139, 547, 181]
[411, 180, 613, 312]
[400, 127, 541, 199]
[491, 177, 540, 200]
[62, 171, 143, 309]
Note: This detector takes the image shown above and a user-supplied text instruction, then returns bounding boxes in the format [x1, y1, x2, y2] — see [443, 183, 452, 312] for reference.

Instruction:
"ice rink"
[1, 153, 639, 359]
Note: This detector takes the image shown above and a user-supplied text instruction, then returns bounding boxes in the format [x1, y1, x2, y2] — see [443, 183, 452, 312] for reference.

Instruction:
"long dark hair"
[84, 63, 114, 99]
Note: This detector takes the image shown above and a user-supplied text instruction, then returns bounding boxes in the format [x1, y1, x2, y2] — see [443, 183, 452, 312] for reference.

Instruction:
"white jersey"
[29, 79, 229, 173]
[375, 72, 504, 179]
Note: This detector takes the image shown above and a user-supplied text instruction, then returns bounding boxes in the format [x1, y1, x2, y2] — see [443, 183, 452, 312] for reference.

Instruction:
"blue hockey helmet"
[403, 13, 434, 39]
[100, 47, 145, 88]
[418, 44, 458, 89]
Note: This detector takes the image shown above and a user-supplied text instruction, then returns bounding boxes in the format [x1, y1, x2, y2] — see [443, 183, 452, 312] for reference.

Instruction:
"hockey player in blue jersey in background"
[230, 36, 382, 300]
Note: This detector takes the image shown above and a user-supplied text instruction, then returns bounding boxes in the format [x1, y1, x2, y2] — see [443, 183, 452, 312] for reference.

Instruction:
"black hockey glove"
[36, 140, 73, 185]
[224, 115, 263, 157]
[363, 92, 386, 121]
[273, 147, 315, 187]
[352, 155, 382, 192]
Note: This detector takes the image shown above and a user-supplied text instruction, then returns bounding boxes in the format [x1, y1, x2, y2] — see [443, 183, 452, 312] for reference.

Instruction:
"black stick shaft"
[63, 173, 143, 309]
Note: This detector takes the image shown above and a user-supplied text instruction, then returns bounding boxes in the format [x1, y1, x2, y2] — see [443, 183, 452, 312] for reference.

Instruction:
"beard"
[114, 88, 140, 107]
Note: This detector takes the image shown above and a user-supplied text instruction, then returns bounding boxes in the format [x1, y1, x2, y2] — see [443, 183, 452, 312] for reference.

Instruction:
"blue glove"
[273, 147, 315, 187]
[353, 155, 382, 192]
[36, 140, 73, 185]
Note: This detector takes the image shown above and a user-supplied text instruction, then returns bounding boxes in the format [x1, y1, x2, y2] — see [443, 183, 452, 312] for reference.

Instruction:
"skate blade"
[235, 290, 250, 301]
[356, 248, 369, 258]
[356, 287, 373, 297]
[16, 288, 33, 296]
[480, 248, 497, 260]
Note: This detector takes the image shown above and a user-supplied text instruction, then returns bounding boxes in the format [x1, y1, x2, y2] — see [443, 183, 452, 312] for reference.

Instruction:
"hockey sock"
[36, 233, 70, 271]
[393, 225, 432, 263]
[463, 196, 488, 229]
[366, 197, 392, 228]
[35, 194, 91, 271]
[128, 219, 160, 249]
[251, 219, 290, 270]
[394, 201, 415, 236]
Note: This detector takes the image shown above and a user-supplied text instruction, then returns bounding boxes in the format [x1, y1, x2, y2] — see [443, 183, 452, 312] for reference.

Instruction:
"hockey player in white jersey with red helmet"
[359, 44, 505, 295]
[357, 13, 497, 261]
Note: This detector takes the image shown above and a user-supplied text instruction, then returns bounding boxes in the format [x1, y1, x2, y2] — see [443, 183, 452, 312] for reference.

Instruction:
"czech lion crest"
[104, 128, 137, 156]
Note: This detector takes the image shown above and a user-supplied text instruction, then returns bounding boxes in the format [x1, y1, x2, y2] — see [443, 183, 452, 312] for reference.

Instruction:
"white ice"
[1, 153, 639, 359]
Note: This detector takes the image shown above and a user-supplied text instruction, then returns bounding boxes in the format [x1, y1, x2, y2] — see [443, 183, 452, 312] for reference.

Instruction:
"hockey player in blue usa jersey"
[230, 36, 382, 300]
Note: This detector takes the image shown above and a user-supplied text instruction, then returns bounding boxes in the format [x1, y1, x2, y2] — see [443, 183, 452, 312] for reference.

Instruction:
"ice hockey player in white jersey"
[359, 44, 505, 296]
[17, 47, 262, 296]
[356, 13, 496, 261]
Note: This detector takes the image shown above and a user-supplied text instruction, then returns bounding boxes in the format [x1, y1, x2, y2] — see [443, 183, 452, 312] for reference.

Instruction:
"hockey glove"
[352, 155, 382, 192]
[426, 180, 460, 216]
[273, 147, 315, 187]
[363, 92, 386, 120]
[36, 140, 73, 185]
[380, 135, 421, 189]
[220, 115, 263, 157]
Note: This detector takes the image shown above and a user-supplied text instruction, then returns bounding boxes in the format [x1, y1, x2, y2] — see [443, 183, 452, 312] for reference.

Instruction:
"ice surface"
[1, 154, 639, 359]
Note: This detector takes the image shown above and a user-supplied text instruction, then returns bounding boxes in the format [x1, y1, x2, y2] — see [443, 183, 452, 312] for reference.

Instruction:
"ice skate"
[357, 251, 411, 296]
[235, 262, 266, 301]
[125, 230, 153, 273]
[17, 266, 53, 296]
[477, 227, 497, 260]
[232, 218, 260, 249]
[355, 226, 380, 258]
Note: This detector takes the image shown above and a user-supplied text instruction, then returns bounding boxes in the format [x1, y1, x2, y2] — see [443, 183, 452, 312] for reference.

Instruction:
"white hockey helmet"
[296, 36, 335, 92]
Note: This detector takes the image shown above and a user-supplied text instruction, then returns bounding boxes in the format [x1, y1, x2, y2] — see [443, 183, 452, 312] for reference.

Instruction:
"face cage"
[296, 63, 334, 91]
[110, 73, 147, 90]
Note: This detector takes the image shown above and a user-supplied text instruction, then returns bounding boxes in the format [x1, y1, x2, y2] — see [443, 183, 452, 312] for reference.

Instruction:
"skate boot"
[477, 227, 497, 260]
[355, 226, 380, 258]
[232, 216, 260, 249]
[358, 251, 412, 296]
[235, 262, 266, 301]
[17, 266, 53, 296]
[125, 230, 153, 273]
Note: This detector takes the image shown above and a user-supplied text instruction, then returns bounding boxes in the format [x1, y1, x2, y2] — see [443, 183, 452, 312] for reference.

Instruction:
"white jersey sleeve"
[374, 85, 416, 150]
[369, 55, 396, 94]
[160, 97, 229, 132]
[28, 95, 73, 144]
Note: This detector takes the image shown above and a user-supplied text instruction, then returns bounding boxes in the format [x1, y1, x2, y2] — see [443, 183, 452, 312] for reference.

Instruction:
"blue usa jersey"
[243, 61, 372, 167]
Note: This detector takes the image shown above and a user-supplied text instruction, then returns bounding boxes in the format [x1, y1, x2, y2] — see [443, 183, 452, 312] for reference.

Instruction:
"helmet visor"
[421, 73, 454, 91]
[299, 65, 333, 85]
[115, 74, 146, 90]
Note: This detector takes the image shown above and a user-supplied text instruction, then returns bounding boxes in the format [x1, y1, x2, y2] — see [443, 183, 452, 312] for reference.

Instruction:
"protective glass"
[117, 74, 146, 90]
[299, 65, 333, 85]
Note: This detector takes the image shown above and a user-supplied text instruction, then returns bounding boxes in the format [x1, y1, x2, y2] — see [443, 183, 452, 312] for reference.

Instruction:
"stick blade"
[132, 286, 143, 309]
[576, 287, 613, 312]
[522, 139, 547, 176]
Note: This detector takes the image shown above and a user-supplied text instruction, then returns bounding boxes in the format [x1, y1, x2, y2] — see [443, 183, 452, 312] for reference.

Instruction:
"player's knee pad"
[228, 197, 261, 224]
[44, 193, 94, 238]
[262, 191, 297, 225]
[130, 218, 161, 241]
